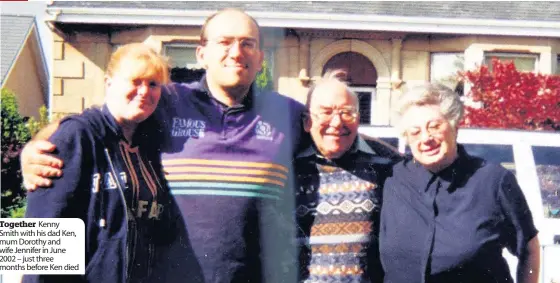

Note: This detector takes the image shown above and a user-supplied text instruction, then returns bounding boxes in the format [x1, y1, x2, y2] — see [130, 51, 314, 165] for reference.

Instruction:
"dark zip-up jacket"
[24, 106, 178, 283]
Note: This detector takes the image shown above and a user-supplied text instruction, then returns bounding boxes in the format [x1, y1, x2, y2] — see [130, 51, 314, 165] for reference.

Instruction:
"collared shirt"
[153, 77, 306, 283]
[297, 135, 377, 159]
[380, 145, 538, 283]
[295, 137, 398, 283]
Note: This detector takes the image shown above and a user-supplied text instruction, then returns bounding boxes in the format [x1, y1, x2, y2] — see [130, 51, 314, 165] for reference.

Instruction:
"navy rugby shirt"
[154, 77, 306, 283]
[379, 145, 538, 283]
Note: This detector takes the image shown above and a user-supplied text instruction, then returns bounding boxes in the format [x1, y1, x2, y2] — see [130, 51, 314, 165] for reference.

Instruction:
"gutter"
[45, 7, 560, 38]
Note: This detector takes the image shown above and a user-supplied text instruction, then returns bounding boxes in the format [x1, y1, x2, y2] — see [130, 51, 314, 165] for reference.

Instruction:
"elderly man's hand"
[21, 140, 63, 191]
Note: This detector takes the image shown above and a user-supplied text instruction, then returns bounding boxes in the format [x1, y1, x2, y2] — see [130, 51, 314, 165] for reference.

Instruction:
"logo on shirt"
[171, 117, 206, 138]
[255, 120, 273, 141]
[91, 171, 128, 192]
[91, 172, 164, 220]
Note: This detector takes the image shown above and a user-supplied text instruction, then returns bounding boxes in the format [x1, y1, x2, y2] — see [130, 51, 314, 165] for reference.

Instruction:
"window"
[462, 144, 516, 173]
[323, 52, 378, 125]
[532, 145, 560, 219]
[352, 87, 376, 125]
[405, 143, 516, 173]
[556, 54, 560, 75]
[163, 43, 204, 83]
[164, 44, 199, 69]
[430, 53, 464, 93]
[484, 53, 539, 73]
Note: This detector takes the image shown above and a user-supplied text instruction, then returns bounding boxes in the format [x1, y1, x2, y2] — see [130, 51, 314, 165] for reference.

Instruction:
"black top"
[24, 106, 177, 283]
[379, 145, 538, 283]
[294, 137, 398, 283]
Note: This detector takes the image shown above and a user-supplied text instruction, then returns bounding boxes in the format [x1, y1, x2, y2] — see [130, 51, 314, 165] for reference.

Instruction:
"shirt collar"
[408, 144, 475, 192]
[198, 75, 255, 109]
[296, 136, 376, 159]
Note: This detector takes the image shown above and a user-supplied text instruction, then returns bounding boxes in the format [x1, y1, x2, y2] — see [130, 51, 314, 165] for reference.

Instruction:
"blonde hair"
[395, 82, 464, 136]
[106, 43, 169, 85]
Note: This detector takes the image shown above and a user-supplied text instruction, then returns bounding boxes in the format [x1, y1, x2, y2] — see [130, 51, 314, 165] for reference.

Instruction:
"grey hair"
[395, 82, 464, 136]
[306, 70, 359, 111]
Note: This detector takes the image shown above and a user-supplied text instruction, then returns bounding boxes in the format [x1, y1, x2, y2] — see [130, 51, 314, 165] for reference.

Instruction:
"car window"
[532, 146, 560, 219]
[404, 143, 516, 173]
[461, 144, 516, 173]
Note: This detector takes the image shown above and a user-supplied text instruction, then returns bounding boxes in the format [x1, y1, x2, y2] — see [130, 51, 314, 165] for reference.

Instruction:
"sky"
[0, 1, 53, 74]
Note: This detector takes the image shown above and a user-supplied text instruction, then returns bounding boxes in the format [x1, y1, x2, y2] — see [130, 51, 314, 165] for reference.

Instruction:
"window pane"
[165, 46, 198, 69]
[556, 55, 560, 75]
[356, 91, 371, 124]
[430, 53, 464, 91]
[402, 144, 515, 173]
[532, 146, 560, 219]
[485, 53, 538, 72]
[461, 144, 515, 173]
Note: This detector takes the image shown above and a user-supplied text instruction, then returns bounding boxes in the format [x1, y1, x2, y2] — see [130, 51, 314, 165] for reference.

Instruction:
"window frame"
[163, 43, 200, 69]
[350, 86, 377, 125]
[429, 52, 465, 87]
[483, 52, 540, 73]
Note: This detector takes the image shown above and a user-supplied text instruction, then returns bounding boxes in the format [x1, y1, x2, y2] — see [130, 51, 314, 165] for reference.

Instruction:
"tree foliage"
[256, 60, 273, 91]
[1, 88, 48, 217]
[460, 59, 560, 131]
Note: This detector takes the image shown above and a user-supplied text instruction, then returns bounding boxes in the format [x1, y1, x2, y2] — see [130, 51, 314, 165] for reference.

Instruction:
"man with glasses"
[21, 8, 304, 283]
[295, 76, 401, 282]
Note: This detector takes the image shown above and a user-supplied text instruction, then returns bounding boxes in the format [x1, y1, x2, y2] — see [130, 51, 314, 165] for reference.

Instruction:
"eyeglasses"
[309, 107, 358, 124]
[204, 37, 259, 53]
[405, 120, 448, 141]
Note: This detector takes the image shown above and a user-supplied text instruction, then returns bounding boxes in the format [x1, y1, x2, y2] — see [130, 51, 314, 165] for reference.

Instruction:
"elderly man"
[295, 77, 401, 283]
[21, 8, 304, 283]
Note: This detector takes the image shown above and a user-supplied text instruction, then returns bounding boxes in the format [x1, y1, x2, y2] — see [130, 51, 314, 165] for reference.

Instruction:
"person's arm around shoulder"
[24, 119, 93, 218]
[497, 170, 540, 283]
[20, 120, 63, 190]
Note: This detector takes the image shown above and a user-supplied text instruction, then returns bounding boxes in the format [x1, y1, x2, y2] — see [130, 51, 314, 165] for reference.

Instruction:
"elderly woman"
[379, 83, 540, 283]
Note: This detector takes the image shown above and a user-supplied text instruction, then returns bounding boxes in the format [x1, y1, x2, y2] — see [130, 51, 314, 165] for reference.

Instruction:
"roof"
[48, 1, 560, 22]
[0, 15, 35, 84]
[46, 1, 560, 38]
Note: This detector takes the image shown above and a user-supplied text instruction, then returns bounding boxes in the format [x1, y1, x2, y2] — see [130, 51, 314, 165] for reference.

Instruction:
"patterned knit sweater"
[295, 138, 395, 283]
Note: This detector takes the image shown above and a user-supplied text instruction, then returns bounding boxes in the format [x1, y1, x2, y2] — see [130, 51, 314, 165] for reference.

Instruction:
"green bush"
[1, 88, 47, 218]
[256, 60, 273, 91]
[28, 105, 49, 137]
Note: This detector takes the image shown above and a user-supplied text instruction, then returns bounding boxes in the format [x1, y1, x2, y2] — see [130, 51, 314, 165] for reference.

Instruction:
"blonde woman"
[24, 43, 177, 283]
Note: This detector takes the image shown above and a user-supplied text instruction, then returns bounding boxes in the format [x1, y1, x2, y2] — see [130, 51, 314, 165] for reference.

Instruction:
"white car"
[360, 126, 560, 283]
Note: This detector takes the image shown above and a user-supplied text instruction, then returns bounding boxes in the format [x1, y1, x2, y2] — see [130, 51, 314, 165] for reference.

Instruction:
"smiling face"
[305, 80, 360, 159]
[104, 44, 168, 126]
[105, 60, 162, 124]
[401, 104, 459, 172]
[196, 10, 264, 95]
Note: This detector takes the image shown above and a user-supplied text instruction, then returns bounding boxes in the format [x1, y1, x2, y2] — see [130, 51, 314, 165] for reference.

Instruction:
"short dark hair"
[200, 8, 264, 50]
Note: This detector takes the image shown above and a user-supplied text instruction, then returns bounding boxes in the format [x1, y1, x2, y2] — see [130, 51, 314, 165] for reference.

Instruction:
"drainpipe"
[298, 35, 311, 85]
[45, 7, 60, 121]
[390, 37, 403, 90]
